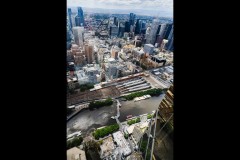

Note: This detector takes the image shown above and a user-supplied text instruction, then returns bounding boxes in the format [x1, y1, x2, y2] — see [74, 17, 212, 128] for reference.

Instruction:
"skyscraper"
[110, 25, 119, 38]
[67, 8, 72, 29]
[84, 44, 94, 64]
[72, 27, 84, 47]
[114, 17, 118, 26]
[118, 24, 125, 38]
[155, 23, 173, 47]
[129, 13, 135, 26]
[141, 21, 146, 34]
[165, 26, 173, 51]
[135, 19, 141, 34]
[125, 21, 130, 32]
[75, 7, 84, 26]
[146, 19, 160, 44]
[164, 24, 173, 39]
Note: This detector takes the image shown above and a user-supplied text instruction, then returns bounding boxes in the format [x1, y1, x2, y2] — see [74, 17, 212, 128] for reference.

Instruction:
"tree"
[67, 136, 83, 149]
[85, 140, 101, 160]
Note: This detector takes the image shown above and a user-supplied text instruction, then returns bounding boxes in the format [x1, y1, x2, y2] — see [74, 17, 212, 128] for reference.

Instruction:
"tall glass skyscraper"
[125, 21, 130, 32]
[129, 13, 135, 26]
[166, 26, 173, 51]
[67, 8, 72, 29]
[164, 24, 173, 39]
[146, 19, 160, 44]
[135, 19, 141, 34]
[75, 7, 84, 26]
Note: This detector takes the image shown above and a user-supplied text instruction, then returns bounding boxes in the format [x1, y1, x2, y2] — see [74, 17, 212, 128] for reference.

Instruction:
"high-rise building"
[71, 44, 85, 66]
[146, 19, 160, 44]
[83, 64, 100, 84]
[164, 24, 173, 39]
[141, 21, 146, 34]
[157, 23, 173, 46]
[75, 7, 84, 26]
[160, 39, 168, 51]
[110, 25, 119, 38]
[125, 21, 130, 32]
[67, 18, 73, 50]
[135, 19, 141, 34]
[111, 46, 120, 59]
[67, 8, 72, 29]
[114, 17, 118, 26]
[151, 85, 173, 160]
[129, 13, 135, 26]
[72, 27, 84, 47]
[118, 24, 125, 37]
[165, 26, 173, 51]
[158, 84, 173, 131]
[144, 44, 154, 55]
[84, 44, 94, 64]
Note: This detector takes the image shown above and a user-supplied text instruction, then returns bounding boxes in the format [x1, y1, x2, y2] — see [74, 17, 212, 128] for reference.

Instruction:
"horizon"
[67, 0, 173, 18]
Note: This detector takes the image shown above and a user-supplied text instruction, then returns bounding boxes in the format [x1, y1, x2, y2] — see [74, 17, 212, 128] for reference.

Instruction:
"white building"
[112, 131, 132, 157]
[72, 27, 84, 47]
[76, 70, 89, 85]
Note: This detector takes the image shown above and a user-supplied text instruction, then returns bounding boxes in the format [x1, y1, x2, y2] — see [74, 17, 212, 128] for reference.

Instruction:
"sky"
[67, 0, 173, 17]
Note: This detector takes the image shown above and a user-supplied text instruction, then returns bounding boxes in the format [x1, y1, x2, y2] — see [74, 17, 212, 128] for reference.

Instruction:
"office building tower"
[84, 44, 94, 64]
[158, 84, 173, 125]
[144, 44, 154, 55]
[71, 14, 76, 27]
[114, 17, 118, 26]
[67, 18, 73, 50]
[152, 85, 173, 160]
[166, 36, 173, 51]
[124, 32, 129, 38]
[156, 24, 161, 36]
[157, 23, 173, 46]
[72, 27, 84, 47]
[125, 21, 130, 32]
[129, 13, 135, 26]
[118, 24, 125, 37]
[160, 39, 168, 51]
[130, 25, 134, 33]
[146, 19, 160, 44]
[165, 26, 173, 51]
[141, 21, 146, 34]
[111, 46, 120, 59]
[135, 19, 141, 34]
[75, 7, 84, 26]
[108, 64, 122, 79]
[164, 24, 173, 39]
[67, 31, 72, 50]
[110, 25, 119, 38]
[84, 64, 100, 84]
[67, 8, 72, 29]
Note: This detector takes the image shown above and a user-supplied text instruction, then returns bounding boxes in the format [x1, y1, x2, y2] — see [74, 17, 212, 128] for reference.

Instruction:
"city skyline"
[67, 0, 173, 17]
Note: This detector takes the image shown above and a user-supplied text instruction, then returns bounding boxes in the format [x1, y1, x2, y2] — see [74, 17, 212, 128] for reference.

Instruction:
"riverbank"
[67, 94, 165, 137]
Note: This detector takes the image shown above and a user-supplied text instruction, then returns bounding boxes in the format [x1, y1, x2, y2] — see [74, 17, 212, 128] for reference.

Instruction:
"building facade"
[75, 7, 84, 26]
[72, 27, 84, 47]
[146, 19, 160, 44]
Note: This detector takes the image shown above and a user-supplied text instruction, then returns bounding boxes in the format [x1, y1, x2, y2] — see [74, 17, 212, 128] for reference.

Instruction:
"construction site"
[67, 72, 165, 106]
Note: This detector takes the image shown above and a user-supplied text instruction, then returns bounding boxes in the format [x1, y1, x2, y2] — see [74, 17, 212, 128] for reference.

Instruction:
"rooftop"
[112, 131, 131, 156]
[144, 44, 154, 47]
[67, 147, 86, 160]
[100, 136, 115, 159]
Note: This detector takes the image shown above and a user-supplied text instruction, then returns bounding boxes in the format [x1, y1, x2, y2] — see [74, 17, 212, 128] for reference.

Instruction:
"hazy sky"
[67, 0, 173, 17]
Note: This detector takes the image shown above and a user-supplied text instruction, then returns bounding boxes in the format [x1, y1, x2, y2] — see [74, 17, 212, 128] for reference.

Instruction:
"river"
[67, 94, 165, 136]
